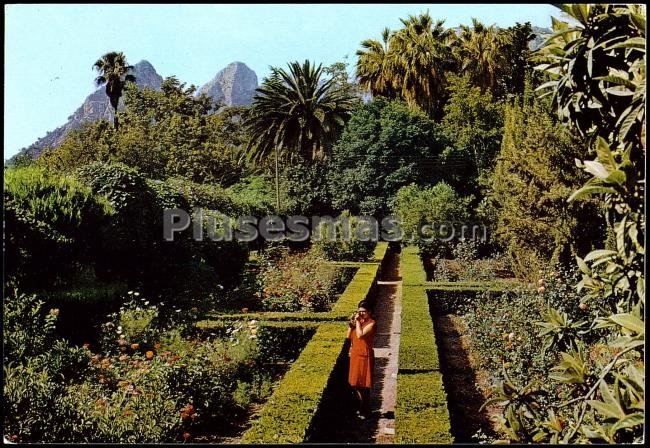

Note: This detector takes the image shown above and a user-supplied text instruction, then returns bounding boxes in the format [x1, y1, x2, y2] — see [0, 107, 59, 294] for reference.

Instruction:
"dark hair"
[357, 300, 374, 316]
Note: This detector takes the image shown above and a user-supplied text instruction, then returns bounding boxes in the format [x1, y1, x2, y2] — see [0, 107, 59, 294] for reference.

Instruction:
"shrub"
[3, 167, 112, 289]
[3, 290, 59, 363]
[225, 175, 275, 217]
[257, 249, 353, 312]
[395, 247, 452, 443]
[393, 182, 472, 257]
[76, 162, 248, 293]
[311, 211, 377, 261]
[395, 372, 453, 444]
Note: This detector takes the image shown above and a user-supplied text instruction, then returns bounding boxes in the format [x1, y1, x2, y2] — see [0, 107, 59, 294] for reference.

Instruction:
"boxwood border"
[239, 242, 389, 443]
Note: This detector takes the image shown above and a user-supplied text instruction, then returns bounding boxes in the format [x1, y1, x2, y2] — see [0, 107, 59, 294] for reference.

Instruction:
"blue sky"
[4, 4, 561, 158]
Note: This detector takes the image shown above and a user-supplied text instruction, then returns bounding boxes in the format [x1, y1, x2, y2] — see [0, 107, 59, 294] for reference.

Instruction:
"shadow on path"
[308, 250, 401, 443]
[428, 294, 498, 442]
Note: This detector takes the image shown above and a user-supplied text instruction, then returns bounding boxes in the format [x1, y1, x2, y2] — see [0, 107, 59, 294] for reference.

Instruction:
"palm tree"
[245, 60, 356, 211]
[93, 52, 136, 130]
[454, 19, 507, 94]
[356, 27, 396, 98]
[391, 13, 455, 116]
[356, 12, 455, 117]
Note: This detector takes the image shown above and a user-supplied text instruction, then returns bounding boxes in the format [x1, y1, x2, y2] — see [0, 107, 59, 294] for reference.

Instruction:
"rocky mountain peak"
[197, 61, 258, 107]
[131, 60, 163, 89]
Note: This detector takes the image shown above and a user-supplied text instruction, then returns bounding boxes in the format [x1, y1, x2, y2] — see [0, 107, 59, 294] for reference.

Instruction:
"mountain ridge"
[11, 60, 259, 161]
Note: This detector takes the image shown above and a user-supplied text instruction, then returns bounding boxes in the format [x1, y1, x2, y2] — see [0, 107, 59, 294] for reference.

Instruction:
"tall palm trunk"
[274, 145, 281, 213]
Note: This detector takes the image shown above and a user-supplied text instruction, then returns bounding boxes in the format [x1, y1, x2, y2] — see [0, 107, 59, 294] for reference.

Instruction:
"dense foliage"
[40, 78, 248, 186]
[490, 93, 604, 280]
[4, 4, 645, 443]
[484, 4, 645, 443]
[328, 99, 444, 217]
[393, 182, 472, 256]
[256, 248, 353, 312]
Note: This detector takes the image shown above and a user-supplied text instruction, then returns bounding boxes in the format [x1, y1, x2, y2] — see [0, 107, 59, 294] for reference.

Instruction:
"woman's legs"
[353, 387, 371, 415]
[360, 388, 371, 414]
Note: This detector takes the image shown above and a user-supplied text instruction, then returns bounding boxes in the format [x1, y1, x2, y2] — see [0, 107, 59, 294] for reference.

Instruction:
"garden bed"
[426, 289, 501, 442]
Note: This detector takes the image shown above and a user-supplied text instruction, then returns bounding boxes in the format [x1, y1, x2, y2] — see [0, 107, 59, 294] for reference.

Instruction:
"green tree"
[454, 19, 508, 95]
[356, 27, 396, 99]
[498, 22, 536, 96]
[490, 94, 603, 280]
[328, 98, 444, 217]
[40, 76, 249, 186]
[246, 60, 356, 164]
[439, 74, 504, 194]
[93, 52, 136, 130]
[245, 60, 356, 211]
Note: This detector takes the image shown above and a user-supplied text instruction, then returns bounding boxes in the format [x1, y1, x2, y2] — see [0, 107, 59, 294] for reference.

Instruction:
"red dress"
[348, 319, 376, 388]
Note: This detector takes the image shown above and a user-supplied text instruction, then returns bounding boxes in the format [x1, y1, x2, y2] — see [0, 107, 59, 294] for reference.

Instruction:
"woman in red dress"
[346, 301, 376, 417]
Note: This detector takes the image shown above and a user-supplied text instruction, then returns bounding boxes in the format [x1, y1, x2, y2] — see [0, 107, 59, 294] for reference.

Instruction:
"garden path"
[309, 249, 402, 443]
[371, 250, 402, 443]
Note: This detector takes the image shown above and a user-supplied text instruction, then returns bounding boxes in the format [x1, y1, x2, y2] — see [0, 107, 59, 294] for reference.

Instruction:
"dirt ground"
[432, 314, 504, 442]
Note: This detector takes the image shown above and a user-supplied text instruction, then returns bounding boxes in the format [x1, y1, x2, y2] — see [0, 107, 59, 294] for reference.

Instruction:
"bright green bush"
[395, 372, 453, 444]
[4, 166, 112, 288]
[311, 211, 377, 262]
[393, 182, 472, 257]
[225, 175, 275, 217]
[395, 246, 452, 443]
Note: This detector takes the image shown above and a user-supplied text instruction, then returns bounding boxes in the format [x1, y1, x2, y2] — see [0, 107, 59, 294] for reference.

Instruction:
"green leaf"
[609, 313, 644, 334]
[612, 413, 644, 432]
[568, 185, 616, 202]
[584, 249, 617, 262]
[595, 137, 616, 171]
[576, 256, 591, 275]
[583, 160, 611, 179]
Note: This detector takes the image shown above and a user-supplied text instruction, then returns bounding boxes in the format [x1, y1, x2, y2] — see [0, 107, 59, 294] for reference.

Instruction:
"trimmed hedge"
[424, 280, 527, 292]
[240, 322, 345, 443]
[395, 372, 453, 444]
[239, 242, 388, 443]
[395, 246, 452, 443]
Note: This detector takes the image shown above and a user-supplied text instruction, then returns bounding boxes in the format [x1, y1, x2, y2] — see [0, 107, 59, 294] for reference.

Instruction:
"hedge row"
[424, 279, 527, 292]
[399, 247, 440, 371]
[395, 246, 453, 444]
[240, 242, 388, 443]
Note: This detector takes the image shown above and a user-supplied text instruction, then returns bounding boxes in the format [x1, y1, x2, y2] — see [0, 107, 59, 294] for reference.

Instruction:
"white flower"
[127, 291, 134, 295]
[144, 301, 149, 306]
[133, 292, 140, 297]
[117, 326, 122, 331]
